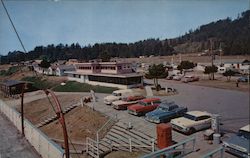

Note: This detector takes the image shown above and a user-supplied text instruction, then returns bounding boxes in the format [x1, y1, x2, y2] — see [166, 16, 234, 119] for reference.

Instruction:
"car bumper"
[171, 124, 189, 133]
[104, 100, 112, 105]
[112, 104, 126, 110]
[225, 146, 249, 158]
[128, 110, 140, 116]
[145, 117, 161, 123]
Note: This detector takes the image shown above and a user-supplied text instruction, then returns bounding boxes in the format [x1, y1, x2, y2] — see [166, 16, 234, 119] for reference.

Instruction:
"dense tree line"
[0, 39, 173, 64]
[170, 10, 250, 54]
[1, 10, 249, 64]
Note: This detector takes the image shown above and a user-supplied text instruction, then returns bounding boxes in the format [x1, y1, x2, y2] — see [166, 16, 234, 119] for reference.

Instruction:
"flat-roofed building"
[65, 61, 143, 89]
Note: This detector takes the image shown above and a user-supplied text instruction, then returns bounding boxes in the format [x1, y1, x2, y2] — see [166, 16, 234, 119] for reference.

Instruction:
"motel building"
[65, 61, 143, 89]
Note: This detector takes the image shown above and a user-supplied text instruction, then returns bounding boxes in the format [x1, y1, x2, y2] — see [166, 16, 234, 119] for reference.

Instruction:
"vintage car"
[223, 124, 250, 158]
[103, 89, 133, 105]
[182, 75, 199, 83]
[173, 75, 183, 81]
[145, 101, 187, 123]
[170, 111, 212, 134]
[128, 98, 161, 116]
[238, 76, 249, 82]
[112, 95, 145, 110]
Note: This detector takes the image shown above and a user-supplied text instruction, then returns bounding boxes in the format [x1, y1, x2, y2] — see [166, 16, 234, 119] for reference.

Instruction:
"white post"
[80, 98, 84, 107]
[129, 138, 132, 152]
[96, 133, 99, 157]
[151, 138, 155, 152]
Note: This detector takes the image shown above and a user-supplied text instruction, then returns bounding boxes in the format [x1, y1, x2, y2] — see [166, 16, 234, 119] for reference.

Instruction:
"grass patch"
[53, 81, 118, 93]
[0, 66, 20, 76]
[21, 76, 60, 90]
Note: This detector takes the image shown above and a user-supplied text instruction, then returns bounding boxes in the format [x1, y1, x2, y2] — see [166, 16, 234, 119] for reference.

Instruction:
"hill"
[1, 10, 249, 64]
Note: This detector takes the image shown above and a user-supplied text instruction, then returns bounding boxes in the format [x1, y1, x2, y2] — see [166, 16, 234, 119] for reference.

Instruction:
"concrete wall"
[0, 100, 65, 158]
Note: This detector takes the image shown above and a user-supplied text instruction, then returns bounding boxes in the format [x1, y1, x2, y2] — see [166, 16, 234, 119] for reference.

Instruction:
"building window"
[88, 75, 141, 85]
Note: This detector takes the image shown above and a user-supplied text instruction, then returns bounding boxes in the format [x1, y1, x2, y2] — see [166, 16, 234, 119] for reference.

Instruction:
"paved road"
[0, 112, 40, 158]
[152, 79, 249, 132]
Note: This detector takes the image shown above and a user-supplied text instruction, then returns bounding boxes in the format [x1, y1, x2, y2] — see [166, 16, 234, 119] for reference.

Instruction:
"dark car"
[223, 124, 250, 158]
[145, 101, 187, 123]
[238, 76, 249, 82]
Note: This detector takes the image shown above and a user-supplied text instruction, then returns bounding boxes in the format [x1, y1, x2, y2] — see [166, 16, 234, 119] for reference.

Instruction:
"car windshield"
[184, 114, 197, 121]
[112, 92, 121, 96]
[138, 101, 147, 106]
[237, 130, 250, 139]
[158, 106, 169, 111]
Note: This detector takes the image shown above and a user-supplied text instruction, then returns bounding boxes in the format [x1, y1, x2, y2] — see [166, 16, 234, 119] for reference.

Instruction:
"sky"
[0, 0, 249, 55]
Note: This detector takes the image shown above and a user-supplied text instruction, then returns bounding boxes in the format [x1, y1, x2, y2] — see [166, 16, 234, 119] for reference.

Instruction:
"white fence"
[0, 100, 65, 158]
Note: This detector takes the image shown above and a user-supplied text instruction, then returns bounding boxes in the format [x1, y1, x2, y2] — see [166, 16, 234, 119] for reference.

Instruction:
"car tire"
[188, 128, 196, 134]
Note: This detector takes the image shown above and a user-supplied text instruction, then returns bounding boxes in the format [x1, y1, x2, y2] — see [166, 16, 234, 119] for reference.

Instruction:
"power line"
[1, 0, 27, 53]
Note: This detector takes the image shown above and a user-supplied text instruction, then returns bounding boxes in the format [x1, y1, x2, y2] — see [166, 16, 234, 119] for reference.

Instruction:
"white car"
[103, 89, 133, 105]
[173, 75, 183, 81]
[171, 111, 212, 134]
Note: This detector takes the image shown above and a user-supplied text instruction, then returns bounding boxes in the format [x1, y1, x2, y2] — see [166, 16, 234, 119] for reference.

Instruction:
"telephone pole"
[210, 39, 215, 80]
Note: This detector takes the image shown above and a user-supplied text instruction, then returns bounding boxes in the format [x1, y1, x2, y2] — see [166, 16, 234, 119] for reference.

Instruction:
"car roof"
[141, 98, 160, 103]
[187, 111, 211, 117]
[240, 124, 250, 132]
[113, 89, 132, 93]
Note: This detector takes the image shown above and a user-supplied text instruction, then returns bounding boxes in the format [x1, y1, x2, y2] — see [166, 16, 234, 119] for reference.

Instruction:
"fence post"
[151, 138, 155, 152]
[183, 143, 186, 155]
[129, 138, 132, 152]
[81, 98, 84, 107]
[192, 138, 196, 152]
[220, 147, 224, 158]
[86, 138, 88, 153]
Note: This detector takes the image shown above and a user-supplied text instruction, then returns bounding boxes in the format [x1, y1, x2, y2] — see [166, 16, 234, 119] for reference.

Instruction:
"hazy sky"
[0, 0, 249, 55]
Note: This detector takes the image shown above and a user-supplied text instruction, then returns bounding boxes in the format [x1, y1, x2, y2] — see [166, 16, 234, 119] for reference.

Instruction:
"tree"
[99, 51, 111, 62]
[223, 69, 236, 81]
[204, 65, 218, 80]
[177, 61, 195, 74]
[39, 59, 51, 74]
[145, 64, 168, 91]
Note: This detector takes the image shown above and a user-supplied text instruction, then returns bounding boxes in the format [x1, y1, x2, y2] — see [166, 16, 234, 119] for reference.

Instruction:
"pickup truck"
[223, 124, 250, 158]
[112, 95, 145, 110]
[128, 98, 161, 116]
[145, 102, 187, 123]
[103, 89, 133, 105]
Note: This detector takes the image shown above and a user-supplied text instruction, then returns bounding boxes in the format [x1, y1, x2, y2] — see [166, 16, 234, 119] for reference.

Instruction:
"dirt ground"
[125, 54, 250, 64]
[41, 106, 109, 143]
[104, 151, 145, 158]
[15, 93, 109, 149]
[16, 94, 83, 125]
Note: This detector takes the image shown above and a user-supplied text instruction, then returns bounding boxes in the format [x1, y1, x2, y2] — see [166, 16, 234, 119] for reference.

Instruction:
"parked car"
[237, 76, 249, 82]
[128, 98, 161, 116]
[145, 101, 187, 123]
[182, 75, 199, 83]
[223, 124, 250, 158]
[173, 75, 183, 81]
[171, 111, 212, 134]
[104, 89, 133, 105]
[166, 74, 175, 80]
[112, 95, 145, 110]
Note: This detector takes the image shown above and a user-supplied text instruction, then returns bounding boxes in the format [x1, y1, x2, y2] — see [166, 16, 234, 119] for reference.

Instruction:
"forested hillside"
[1, 10, 249, 64]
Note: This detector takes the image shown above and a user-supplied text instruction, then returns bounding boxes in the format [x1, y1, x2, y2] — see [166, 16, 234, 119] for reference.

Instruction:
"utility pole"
[219, 43, 222, 66]
[21, 83, 25, 136]
[210, 39, 215, 80]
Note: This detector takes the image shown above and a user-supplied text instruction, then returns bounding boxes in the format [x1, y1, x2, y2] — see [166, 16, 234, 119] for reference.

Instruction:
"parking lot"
[84, 79, 249, 157]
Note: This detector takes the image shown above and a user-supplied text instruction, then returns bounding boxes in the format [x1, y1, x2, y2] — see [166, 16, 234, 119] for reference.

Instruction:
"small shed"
[0, 80, 27, 98]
